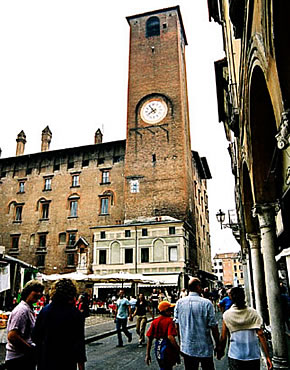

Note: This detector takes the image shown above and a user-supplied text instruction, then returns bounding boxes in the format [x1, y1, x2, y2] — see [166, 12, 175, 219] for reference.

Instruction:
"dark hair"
[188, 277, 201, 292]
[230, 287, 246, 309]
[50, 278, 77, 304]
[21, 280, 44, 301]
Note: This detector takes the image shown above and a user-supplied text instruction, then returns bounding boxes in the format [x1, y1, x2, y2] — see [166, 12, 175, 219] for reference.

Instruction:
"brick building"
[0, 7, 212, 289]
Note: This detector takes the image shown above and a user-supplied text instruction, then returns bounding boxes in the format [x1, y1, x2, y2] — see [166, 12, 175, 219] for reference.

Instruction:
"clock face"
[141, 99, 168, 124]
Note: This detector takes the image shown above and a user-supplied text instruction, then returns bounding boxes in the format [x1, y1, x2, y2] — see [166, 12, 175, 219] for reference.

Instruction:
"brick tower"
[124, 6, 194, 223]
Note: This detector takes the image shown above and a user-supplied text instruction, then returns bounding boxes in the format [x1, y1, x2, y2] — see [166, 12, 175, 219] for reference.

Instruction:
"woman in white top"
[218, 287, 272, 370]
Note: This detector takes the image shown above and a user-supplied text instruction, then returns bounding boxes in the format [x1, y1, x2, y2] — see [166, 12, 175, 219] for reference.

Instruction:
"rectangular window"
[98, 158, 104, 165]
[125, 249, 133, 264]
[41, 203, 49, 219]
[37, 254, 45, 267]
[169, 226, 175, 235]
[67, 253, 75, 266]
[100, 198, 109, 214]
[169, 246, 177, 262]
[102, 171, 110, 184]
[19, 182, 25, 193]
[68, 232, 76, 246]
[26, 168, 32, 175]
[125, 230, 131, 238]
[70, 201, 78, 217]
[39, 234, 46, 247]
[130, 180, 139, 193]
[100, 231, 106, 239]
[59, 233, 66, 244]
[44, 178, 52, 191]
[234, 265, 237, 271]
[11, 236, 20, 249]
[72, 175, 79, 187]
[141, 248, 149, 263]
[99, 250, 107, 264]
[142, 228, 148, 237]
[15, 206, 23, 221]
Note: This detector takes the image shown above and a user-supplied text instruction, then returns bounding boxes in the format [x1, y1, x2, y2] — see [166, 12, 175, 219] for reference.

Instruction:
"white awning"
[92, 274, 180, 288]
[139, 273, 179, 287]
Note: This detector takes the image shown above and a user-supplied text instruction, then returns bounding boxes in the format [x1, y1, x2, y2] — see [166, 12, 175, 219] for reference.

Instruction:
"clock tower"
[124, 6, 194, 223]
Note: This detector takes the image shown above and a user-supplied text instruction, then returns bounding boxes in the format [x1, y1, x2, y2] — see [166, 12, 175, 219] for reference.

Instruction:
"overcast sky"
[0, 0, 240, 256]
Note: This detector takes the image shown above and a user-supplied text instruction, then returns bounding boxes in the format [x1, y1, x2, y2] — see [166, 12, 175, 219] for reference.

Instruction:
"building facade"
[208, 0, 289, 367]
[0, 7, 213, 289]
[212, 252, 244, 287]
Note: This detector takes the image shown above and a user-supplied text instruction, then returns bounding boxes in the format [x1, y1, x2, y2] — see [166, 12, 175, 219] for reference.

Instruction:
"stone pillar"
[241, 251, 252, 306]
[247, 233, 268, 322]
[253, 203, 288, 369]
[245, 252, 254, 307]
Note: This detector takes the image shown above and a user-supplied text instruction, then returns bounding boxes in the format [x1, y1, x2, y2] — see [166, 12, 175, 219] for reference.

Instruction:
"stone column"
[253, 203, 288, 369]
[241, 251, 252, 307]
[246, 233, 268, 322]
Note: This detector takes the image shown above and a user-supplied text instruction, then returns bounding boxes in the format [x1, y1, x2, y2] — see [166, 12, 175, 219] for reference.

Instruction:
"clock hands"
[148, 105, 157, 115]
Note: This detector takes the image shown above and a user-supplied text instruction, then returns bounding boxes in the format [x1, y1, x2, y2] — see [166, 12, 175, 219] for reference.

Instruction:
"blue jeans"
[116, 317, 131, 345]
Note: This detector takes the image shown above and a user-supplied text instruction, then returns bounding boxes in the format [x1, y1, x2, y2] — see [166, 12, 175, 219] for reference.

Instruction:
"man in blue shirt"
[115, 289, 133, 347]
[174, 278, 220, 370]
[218, 290, 232, 313]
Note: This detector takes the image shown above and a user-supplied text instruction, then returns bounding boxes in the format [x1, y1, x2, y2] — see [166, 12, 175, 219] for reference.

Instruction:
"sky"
[0, 0, 240, 256]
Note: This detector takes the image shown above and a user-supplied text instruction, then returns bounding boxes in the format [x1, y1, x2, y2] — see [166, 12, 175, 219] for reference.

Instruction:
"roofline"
[126, 5, 188, 45]
[0, 139, 126, 162]
[90, 219, 184, 230]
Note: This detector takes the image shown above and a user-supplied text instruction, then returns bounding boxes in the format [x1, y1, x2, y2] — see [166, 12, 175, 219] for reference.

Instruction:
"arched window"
[153, 239, 164, 262]
[111, 241, 121, 264]
[146, 16, 160, 38]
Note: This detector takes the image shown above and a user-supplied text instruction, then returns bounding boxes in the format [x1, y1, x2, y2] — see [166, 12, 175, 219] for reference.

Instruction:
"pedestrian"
[174, 277, 220, 370]
[145, 301, 180, 370]
[179, 288, 187, 299]
[5, 280, 44, 370]
[115, 289, 133, 347]
[218, 287, 272, 370]
[218, 289, 232, 313]
[132, 293, 154, 347]
[150, 289, 159, 316]
[129, 295, 137, 313]
[32, 278, 86, 370]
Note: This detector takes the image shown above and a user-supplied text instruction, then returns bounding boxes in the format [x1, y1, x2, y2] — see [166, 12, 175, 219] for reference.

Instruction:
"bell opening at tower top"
[146, 16, 160, 37]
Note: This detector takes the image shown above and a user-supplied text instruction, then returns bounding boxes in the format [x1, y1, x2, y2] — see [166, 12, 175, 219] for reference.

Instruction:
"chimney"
[41, 126, 52, 152]
[94, 129, 103, 144]
[16, 131, 26, 156]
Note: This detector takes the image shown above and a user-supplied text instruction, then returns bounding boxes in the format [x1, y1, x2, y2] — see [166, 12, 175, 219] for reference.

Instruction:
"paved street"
[0, 312, 270, 369]
[85, 323, 228, 370]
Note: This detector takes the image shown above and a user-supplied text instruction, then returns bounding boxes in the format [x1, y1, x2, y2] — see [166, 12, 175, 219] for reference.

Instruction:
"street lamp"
[216, 209, 225, 229]
[216, 209, 240, 231]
